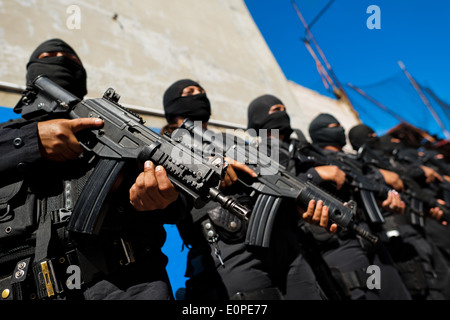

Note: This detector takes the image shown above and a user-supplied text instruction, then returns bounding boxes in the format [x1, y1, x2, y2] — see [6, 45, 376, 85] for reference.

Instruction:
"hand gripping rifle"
[325, 153, 387, 225]
[14, 75, 250, 234]
[289, 140, 386, 226]
[357, 144, 450, 227]
[174, 119, 378, 247]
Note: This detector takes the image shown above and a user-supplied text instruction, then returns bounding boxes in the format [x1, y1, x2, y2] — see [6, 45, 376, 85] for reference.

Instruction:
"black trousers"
[322, 236, 412, 300]
[207, 240, 325, 300]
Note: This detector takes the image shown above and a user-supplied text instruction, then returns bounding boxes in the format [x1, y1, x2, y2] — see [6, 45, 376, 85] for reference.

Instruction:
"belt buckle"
[52, 208, 72, 226]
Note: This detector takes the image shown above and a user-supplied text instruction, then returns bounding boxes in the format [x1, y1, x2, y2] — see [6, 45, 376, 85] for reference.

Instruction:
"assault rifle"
[323, 152, 386, 225]
[357, 144, 450, 226]
[14, 75, 250, 234]
[174, 119, 378, 247]
[288, 140, 386, 226]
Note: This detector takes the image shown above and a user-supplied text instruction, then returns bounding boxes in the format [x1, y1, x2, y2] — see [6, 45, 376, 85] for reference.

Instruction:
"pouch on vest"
[0, 180, 37, 240]
[206, 206, 247, 244]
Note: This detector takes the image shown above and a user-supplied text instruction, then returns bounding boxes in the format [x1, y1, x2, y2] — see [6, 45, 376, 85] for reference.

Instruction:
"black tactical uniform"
[308, 114, 412, 300]
[163, 83, 326, 300]
[349, 124, 450, 299]
[246, 95, 350, 300]
[0, 39, 186, 300]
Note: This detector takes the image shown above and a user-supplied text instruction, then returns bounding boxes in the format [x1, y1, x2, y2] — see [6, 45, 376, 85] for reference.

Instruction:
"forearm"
[0, 120, 41, 175]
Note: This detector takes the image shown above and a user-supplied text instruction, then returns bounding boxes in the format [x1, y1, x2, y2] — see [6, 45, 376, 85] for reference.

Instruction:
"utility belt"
[0, 232, 147, 301]
[0, 250, 81, 300]
[0, 165, 145, 300]
[0, 199, 147, 301]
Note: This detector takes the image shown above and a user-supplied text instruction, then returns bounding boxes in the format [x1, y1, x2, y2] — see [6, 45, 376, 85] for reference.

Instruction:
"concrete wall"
[288, 81, 361, 151]
[0, 0, 358, 133]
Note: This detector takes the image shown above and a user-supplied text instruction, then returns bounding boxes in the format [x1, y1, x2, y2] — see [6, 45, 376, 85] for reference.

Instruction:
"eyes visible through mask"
[181, 85, 205, 97]
[268, 104, 285, 114]
[38, 51, 83, 66]
[327, 123, 341, 128]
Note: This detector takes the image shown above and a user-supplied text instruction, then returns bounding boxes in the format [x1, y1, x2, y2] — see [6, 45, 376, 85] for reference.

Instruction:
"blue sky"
[243, 0, 450, 104]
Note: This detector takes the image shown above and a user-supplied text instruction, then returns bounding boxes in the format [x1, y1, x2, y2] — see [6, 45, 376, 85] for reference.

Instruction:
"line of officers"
[0, 38, 449, 300]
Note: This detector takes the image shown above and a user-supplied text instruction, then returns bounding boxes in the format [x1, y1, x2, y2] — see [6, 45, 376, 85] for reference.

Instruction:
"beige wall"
[0, 0, 358, 133]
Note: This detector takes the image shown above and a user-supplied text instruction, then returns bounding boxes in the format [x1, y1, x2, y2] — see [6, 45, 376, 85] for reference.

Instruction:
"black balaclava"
[247, 94, 293, 137]
[25, 39, 87, 99]
[348, 124, 380, 150]
[162, 79, 211, 123]
[378, 134, 400, 154]
[308, 113, 346, 148]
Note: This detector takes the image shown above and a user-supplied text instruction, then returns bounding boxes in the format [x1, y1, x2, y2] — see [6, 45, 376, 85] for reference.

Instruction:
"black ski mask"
[309, 113, 346, 148]
[348, 124, 380, 150]
[163, 79, 211, 123]
[378, 134, 401, 154]
[24, 39, 86, 102]
[247, 94, 293, 137]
